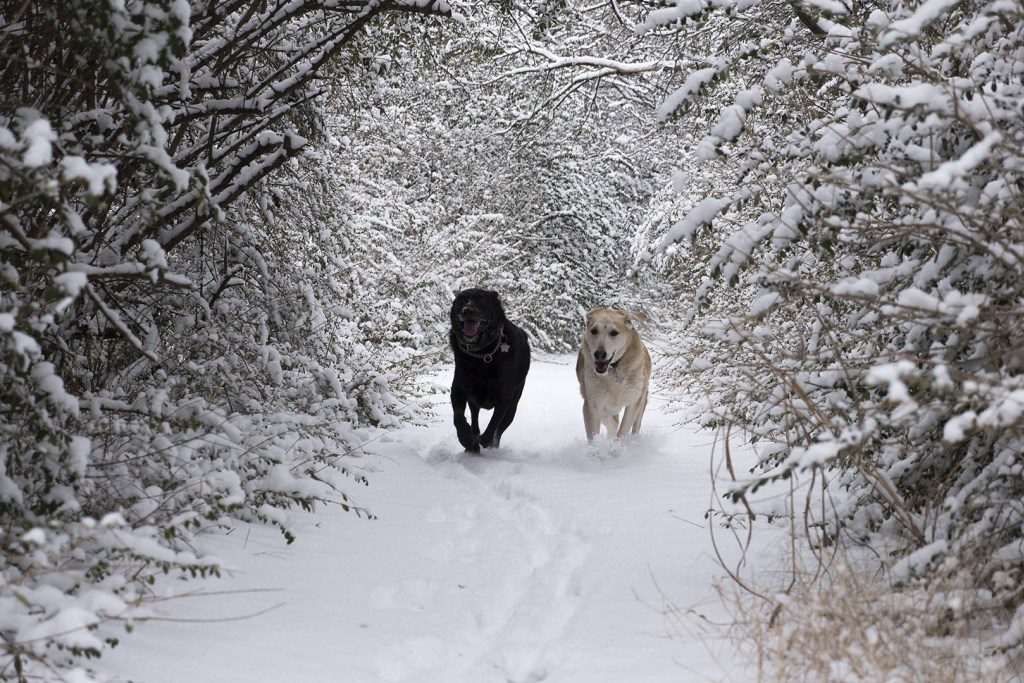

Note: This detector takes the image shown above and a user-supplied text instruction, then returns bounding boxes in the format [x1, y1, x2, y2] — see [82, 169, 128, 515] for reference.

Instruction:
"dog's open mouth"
[595, 358, 610, 374]
[462, 319, 482, 339]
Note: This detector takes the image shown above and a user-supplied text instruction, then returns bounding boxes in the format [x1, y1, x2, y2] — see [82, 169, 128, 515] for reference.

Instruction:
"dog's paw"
[459, 434, 481, 453]
[456, 427, 479, 452]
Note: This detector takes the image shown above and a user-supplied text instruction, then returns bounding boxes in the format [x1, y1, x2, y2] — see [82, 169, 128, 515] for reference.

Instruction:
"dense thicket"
[305, 6, 664, 353]
[628, 0, 1024, 666]
[0, 1, 455, 677]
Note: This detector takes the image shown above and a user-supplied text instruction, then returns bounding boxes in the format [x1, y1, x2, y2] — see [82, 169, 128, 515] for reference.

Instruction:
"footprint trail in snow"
[104, 356, 761, 683]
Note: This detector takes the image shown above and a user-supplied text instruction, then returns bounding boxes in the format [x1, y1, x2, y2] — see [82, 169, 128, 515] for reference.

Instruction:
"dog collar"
[457, 329, 509, 363]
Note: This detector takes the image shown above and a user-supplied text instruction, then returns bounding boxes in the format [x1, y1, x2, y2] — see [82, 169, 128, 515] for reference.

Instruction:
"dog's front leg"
[582, 401, 600, 441]
[478, 407, 504, 449]
[601, 413, 620, 437]
[470, 403, 481, 437]
[452, 385, 480, 453]
[631, 390, 648, 434]
[482, 384, 524, 449]
[479, 397, 513, 449]
[618, 401, 640, 438]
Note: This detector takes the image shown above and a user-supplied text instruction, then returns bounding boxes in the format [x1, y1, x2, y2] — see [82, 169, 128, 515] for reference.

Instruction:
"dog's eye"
[610, 329, 619, 337]
[590, 328, 597, 335]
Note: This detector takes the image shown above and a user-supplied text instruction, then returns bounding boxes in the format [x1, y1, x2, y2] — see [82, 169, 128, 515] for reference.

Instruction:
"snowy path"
[105, 356, 759, 682]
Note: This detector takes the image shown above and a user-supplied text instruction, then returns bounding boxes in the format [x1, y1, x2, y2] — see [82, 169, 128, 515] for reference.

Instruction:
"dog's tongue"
[595, 359, 610, 373]
[463, 320, 480, 337]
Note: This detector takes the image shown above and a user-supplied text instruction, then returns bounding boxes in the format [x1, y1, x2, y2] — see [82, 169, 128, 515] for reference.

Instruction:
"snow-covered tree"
[0, 1, 450, 677]
[293, 1, 666, 354]
[631, 0, 1024, 662]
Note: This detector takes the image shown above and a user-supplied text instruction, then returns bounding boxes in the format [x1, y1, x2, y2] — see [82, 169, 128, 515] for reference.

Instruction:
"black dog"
[449, 289, 530, 453]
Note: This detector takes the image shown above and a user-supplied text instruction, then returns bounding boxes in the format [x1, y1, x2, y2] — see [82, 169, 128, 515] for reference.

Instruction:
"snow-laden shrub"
[636, 0, 1024, 659]
[287, 7, 662, 356]
[722, 549, 1016, 681]
[437, 3, 664, 347]
[0, 1, 449, 678]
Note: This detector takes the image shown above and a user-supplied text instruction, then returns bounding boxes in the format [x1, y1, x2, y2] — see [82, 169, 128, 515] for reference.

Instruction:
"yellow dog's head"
[583, 307, 647, 374]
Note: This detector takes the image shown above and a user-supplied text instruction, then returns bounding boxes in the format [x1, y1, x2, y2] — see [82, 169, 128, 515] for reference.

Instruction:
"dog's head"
[583, 307, 647, 374]
[451, 288, 505, 350]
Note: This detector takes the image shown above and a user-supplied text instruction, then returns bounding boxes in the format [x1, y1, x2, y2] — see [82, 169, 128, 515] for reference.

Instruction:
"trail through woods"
[105, 356, 768, 682]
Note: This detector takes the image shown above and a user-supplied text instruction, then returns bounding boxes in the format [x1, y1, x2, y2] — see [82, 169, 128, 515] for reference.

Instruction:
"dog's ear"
[486, 290, 507, 317]
[585, 306, 605, 322]
[616, 310, 647, 327]
[626, 310, 648, 324]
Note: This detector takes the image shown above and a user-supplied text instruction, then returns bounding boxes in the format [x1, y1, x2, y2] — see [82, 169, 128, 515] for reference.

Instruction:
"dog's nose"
[594, 348, 607, 361]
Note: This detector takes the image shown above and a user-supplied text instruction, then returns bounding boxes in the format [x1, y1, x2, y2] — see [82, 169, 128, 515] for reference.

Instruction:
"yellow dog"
[575, 307, 651, 440]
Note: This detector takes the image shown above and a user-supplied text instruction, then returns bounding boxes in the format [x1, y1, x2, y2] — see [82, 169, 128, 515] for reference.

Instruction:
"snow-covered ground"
[104, 356, 768, 682]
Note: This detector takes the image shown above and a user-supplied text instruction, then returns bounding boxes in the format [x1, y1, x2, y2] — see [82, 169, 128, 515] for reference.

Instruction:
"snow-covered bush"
[444, 2, 668, 346]
[636, 0, 1024, 662]
[0, 1, 449, 678]
[723, 551, 1015, 681]
[296, 4, 663, 355]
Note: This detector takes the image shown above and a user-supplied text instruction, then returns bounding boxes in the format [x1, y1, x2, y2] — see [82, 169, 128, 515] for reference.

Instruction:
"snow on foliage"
[628, 0, 1024, 661]
[0, 1, 453, 678]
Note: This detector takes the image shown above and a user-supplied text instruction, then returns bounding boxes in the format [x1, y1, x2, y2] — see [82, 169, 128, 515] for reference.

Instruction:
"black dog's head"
[451, 288, 505, 351]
